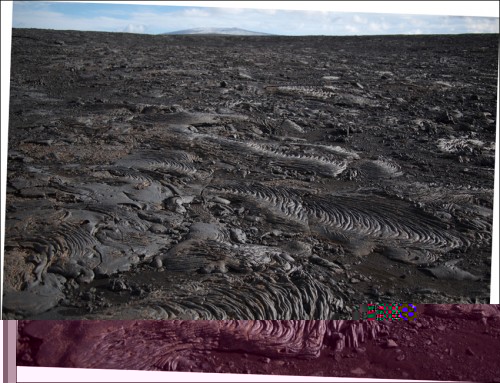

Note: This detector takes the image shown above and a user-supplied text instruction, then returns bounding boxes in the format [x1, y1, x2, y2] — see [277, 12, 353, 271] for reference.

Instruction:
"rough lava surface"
[16, 305, 500, 381]
[3, 29, 498, 319]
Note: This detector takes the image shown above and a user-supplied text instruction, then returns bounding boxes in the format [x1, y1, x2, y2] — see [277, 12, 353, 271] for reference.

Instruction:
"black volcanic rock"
[16, 307, 500, 381]
[2, 28, 498, 320]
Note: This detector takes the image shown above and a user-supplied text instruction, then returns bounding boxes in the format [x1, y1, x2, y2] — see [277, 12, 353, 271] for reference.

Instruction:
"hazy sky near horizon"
[12, 1, 499, 36]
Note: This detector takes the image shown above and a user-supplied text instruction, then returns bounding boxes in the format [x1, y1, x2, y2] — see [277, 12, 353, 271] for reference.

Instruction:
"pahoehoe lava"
[17, 319, 386, 368]
[3, 29, 497, 319]
[16, 306, 500, 381]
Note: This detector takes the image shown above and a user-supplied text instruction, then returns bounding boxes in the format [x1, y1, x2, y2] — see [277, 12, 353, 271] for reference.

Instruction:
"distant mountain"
[162, 27, 273, 36]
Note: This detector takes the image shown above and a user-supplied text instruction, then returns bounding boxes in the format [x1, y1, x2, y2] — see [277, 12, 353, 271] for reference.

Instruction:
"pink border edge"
[5, 320, 17, 383]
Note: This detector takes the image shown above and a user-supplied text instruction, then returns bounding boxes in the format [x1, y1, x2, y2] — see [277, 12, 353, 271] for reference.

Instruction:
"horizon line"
[11, 26, 500, 37]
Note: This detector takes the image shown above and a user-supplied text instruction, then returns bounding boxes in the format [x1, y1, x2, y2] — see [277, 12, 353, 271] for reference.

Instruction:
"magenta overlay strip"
[4, 320, 17, 383]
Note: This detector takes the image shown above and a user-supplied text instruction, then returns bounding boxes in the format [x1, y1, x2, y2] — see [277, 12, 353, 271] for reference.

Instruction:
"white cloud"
[345, 25, 359, 33]
[11, 3, 500, 36]
[181, 8, 212, 18]
[353, 15, 367, 24]
[408, 29, 423, 35]
[464, 16, 499, 33]
[122, 23, 146, 33]
[368, 22, 389, 32]
[260, 8, 277, 15]
[214, 7, 245, 15]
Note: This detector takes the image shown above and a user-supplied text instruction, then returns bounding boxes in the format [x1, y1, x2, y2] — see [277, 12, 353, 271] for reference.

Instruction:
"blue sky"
[11, 1, 499, 35]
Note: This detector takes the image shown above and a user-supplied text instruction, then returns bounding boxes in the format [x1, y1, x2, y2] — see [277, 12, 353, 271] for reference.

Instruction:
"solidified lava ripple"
[3, 29, 498, 319]
[15, 307, 500, 381]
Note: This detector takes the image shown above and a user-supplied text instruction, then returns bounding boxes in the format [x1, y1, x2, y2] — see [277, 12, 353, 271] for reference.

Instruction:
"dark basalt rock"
[16, 306, 500, 380]
[3, 29, 498, 319]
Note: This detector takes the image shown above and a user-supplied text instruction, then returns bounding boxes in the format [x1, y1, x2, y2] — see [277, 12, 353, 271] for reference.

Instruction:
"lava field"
[3, 29, 498, 319]
[16, 305, 500, 381]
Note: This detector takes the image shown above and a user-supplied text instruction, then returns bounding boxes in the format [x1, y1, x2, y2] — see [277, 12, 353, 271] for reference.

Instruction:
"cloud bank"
[11, 1, 500, 36]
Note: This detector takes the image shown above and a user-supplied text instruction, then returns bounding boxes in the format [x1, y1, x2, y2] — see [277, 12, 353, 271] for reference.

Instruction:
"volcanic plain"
[3, 29, 498, 319]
